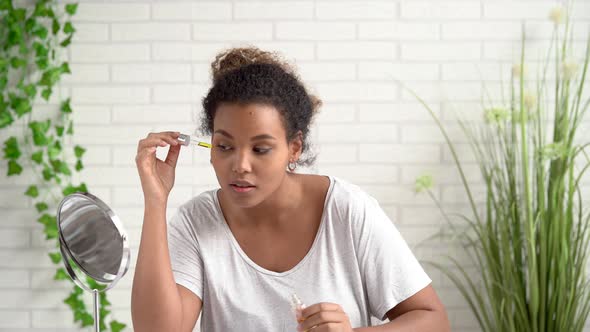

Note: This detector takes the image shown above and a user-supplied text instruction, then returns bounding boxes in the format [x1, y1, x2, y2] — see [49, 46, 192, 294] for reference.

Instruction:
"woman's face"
[210, 102, 300, 208]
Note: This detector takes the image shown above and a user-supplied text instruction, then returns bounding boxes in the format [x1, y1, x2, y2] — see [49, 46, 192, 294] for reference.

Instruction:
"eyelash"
[215, 145, 271, 155]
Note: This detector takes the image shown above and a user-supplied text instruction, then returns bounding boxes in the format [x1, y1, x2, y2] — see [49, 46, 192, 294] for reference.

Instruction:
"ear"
[288, 131, 303, 161]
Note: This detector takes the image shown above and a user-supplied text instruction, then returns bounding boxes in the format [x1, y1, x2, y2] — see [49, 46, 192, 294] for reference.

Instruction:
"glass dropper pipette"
[177, 133, 212, 149]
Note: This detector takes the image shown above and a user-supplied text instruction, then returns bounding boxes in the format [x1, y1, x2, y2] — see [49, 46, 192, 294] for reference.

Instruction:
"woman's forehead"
[213, 103, 286, 137]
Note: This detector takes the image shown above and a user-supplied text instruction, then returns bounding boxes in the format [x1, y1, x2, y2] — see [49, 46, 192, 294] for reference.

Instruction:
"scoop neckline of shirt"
[212, 175, 336, 277]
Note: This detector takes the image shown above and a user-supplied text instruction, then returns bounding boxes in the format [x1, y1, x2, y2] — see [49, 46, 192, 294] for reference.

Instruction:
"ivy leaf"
[86, 277, 106, 291]
[36, 58, 48, 70]
[60, 35, 73, 47]
[23, 84, 37, 98]
[64, 289, 82, 309]
[7, 23, 23, 47]
[80, 312, 94, 327]
[13, 8, 26, 20]
[29, 120, 51, 146]
[99, 312, 109, 331]
[42, 165, 54, 180]
[33, 26, 48, 40]
[62, 184, 77, 196]
[48, 141, 62, 160]
[10, 94, 33, 117]
[52, 18, 60, 35]
[62, 183, 88, 196]
[0, 110, 14, 128]
[0, 0, 11, 10]
[63, 22, 75, 34]
[25, 185, 39, 198]
[99, 293, 111, 306]
[31, 150, 43, 164]
[61, 98, 72, 113]
[18, 43, 29, 56]
[65, 3, 78, 15]
[41, 88, 52, 101]
[3, 137, 21, 159]
[33, 42, 48, 57]
[110, 321, 126, 332]
[7, 160, 23, 175]
[16, 100, 31, 117]
[74, 145, 85, 158]
[48, 146, 60, 160]
[48, 252, 61, 264]
[66, 120, 73, 135]
[10, 57, 26, 68]
[25, 18, 36, 33]
[45, 222, 58, 239]
[75, 159, 83, 171]
[33, 2, 48, 16]
[40, 68, 60, 86]
[0, 76, 8, 91]
[55, 126, 64, 137]
[51, 159, 71, 175]
[35, 202, 48, 213]
[37, 213, 54, 225]
[60, 62, 71, 74]
[54, 268, 69, 281]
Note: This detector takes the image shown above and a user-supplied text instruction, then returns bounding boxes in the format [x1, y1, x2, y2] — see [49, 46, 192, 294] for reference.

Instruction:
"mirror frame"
[56, 192, 130, 292]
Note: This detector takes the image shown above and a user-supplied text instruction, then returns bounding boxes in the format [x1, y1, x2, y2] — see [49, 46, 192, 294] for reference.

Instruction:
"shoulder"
[327, 176, 380, 214]
[169, 189, 221, 229]
[177, 189, 218, 214]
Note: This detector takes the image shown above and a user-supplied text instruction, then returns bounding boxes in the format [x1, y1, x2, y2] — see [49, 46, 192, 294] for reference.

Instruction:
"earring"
[288, 160, 297, 172]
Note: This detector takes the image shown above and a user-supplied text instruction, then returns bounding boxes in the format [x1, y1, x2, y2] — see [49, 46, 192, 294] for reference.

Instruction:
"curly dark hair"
[200, 47, 322, 167]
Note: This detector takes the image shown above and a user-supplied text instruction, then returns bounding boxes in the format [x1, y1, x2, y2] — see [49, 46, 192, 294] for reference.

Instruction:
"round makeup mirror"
[57, 192, 130, 332]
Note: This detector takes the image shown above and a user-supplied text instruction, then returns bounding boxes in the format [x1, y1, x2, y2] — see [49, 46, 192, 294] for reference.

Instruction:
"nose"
[232, 150, 252, 173]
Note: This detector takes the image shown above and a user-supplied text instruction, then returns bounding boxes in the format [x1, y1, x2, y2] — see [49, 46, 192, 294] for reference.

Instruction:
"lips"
[230, 180, 256, 194]
[231, 180, 255, 188]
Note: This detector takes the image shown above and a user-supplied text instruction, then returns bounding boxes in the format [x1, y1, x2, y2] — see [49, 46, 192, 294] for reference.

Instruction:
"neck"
[221, 172, 304, 229]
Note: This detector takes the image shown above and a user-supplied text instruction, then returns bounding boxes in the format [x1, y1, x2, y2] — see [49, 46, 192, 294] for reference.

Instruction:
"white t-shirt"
[167, 175, 431, 331]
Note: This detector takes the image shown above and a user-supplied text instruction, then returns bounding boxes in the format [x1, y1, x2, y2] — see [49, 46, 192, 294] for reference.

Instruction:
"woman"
[131, 47, 450, 332]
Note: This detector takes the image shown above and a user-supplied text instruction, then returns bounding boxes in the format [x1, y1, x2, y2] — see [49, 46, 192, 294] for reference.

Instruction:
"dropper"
[177, 133, 212, 149]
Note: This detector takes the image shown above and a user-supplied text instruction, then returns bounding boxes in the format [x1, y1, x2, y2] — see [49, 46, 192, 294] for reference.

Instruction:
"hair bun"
[210, 46, 322, 115]
[211, 46, 295, 82]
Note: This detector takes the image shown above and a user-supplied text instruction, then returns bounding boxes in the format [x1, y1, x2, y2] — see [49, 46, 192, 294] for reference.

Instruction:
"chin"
[224, 185, 264, 207]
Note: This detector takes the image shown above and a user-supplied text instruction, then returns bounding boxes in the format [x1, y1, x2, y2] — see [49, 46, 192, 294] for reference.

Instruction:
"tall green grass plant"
[414, 5, 590, 331]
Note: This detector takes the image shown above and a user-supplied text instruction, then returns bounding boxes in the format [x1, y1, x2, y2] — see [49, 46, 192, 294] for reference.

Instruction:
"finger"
[147, 131, 179, 138]
[301, 303, 343, 320]
[138, 137, 176, 155]
[136, 146, 157, 161]
[159, 132, 181, 146]
[164, 143, 181, 168]
[135, 146, 157, 168]
[138, 132, 180, 152]
[298, 311, 347, 332]
[303, 322, 339, 332]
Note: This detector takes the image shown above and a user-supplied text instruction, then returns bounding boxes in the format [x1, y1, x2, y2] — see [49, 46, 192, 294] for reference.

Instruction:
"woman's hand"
[135, 131, 182, 203]
[297, 302, 353, 332]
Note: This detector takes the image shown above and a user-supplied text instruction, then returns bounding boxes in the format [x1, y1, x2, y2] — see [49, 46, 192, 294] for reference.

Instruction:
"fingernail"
[296, 309, 302, 320]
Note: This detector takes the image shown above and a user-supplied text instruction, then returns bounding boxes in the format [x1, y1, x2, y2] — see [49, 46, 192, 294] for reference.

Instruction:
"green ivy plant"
[1, 0, 125, 331]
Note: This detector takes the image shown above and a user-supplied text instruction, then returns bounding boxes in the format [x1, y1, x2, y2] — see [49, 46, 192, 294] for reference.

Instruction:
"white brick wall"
[1, 1, 589, 331]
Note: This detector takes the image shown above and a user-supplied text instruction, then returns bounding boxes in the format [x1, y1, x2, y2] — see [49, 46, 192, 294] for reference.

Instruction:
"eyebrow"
[214, 129, 276, 141]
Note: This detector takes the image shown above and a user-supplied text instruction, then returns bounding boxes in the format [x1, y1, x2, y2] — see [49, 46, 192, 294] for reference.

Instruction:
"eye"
[216, 144, 232, 151]
[253, 147, 271, 154]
